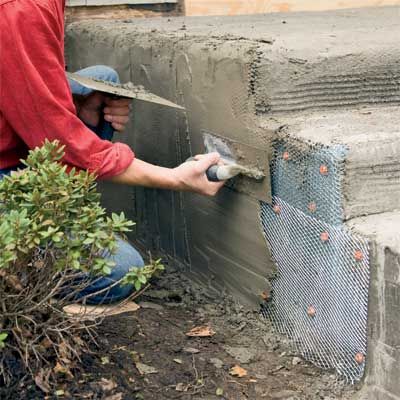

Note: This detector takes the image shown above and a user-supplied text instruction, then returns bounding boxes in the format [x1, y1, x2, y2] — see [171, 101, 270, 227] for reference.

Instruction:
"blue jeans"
[0, 65, 144, 304]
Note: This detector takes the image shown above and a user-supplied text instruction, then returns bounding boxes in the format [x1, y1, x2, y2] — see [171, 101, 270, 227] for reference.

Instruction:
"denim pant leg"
[67, 65, 120, 140]
[68, 65, 120, 96]
[79, 237, 145, 305]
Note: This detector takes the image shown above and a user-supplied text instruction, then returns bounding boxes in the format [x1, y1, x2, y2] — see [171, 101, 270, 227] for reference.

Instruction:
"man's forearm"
[108, 154, 225, 197]
[109, 159, 179, 190]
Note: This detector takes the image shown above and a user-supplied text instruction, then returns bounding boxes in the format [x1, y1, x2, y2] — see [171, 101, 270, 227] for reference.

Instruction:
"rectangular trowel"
[196, 130, 272, 203]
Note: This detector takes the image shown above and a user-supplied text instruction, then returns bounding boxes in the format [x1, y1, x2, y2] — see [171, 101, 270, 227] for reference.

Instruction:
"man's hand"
[172, 152, 225, 196]
[74, 92, 131, 132]
[110, 152, 225, 197]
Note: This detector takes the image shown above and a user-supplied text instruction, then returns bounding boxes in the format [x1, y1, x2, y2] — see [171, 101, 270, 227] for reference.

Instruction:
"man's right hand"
[110, 153, 225, 197]
[172, 152, 225, 196]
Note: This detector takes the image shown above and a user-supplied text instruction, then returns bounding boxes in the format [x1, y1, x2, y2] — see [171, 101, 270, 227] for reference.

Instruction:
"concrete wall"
[66, 19, 275, 307]
[66, 7, 400, 397]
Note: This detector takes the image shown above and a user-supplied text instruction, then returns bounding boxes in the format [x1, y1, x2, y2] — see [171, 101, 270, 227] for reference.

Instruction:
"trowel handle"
[186, 157, 221, 182]
[99, 94, 123, 141]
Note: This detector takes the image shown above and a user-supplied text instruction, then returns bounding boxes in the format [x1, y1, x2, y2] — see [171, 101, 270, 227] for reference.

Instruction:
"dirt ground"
[1, 262, 360, 400]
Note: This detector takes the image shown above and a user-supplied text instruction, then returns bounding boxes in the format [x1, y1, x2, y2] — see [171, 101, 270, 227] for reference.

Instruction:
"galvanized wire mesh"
[260, 139, 370, 383]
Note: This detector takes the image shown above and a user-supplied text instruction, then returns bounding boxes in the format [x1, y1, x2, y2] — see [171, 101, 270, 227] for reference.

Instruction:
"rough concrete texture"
[262, 106, 400, 219]
[348, 212, 400, 400]
[66, 7, 400, 398]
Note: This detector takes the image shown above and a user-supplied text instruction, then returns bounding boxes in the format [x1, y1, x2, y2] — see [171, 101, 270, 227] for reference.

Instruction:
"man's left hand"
[75, 92, 132, 132]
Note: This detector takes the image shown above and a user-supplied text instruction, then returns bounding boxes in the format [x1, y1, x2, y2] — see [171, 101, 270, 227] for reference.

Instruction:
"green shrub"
[0, 140, 163, 388]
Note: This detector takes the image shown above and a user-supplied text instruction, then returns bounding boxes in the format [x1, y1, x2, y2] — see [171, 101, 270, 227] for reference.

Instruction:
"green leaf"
[102, 266, 112, 275]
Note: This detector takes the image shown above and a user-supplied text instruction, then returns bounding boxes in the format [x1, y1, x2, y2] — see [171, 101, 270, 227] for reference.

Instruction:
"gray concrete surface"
[348, 212, 400, 400]
[66, 7, 400, 398]
[66, 14, 275, 307]
[262, 106, 400, 219]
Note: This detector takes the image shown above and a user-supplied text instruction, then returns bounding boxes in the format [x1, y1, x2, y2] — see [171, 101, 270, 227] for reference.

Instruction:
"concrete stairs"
[349, 213, 400, 400]
[66, 6, 400, 398]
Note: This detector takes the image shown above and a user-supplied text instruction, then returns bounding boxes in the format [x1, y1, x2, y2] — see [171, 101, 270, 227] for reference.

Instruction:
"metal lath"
[260, 140, 370, 383]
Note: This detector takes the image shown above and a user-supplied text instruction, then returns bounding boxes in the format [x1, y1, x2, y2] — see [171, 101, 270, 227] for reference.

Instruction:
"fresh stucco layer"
[348, 212, 400, 400]
[66, 17, 275, 307]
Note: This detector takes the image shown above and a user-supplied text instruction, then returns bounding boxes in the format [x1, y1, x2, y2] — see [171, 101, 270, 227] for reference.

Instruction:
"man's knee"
[110, 238, 145, 279]
[93, 65, 120, 84]
[69, 65, 120, 96]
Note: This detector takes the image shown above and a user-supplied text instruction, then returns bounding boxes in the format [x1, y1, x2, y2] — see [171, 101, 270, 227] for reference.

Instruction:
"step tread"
[347, 211, 400, 252]
[261, 105, 400, 147]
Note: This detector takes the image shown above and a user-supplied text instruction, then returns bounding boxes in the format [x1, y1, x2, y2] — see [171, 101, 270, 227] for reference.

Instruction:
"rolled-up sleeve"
[0, 0, 134, 178]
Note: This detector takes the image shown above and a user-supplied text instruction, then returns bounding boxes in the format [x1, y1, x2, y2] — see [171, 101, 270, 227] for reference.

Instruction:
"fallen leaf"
[186, 325, 215, 337]
[182, 347, 200, 354]
[216, 387, 224, 396]
[101, 356, 110, 365]
[34, 260, 45, 269]
[104, 394, 123, 400]
[58, 342, 70, 360]
[34, 370, 51, 393]
[135, 362, 158, 375]
[40, 338, 52, 349]
[173, 358, 183, 364]
[229, 365, 248, 378]
[55, 389, 65, 397]
[63, 301, 140, 320]
[138, 301, 164, 311]
[99, 378, 117, 392]
[129, 351, 140, 363]
[175, 382, 189, 392]
[53, 362, 73, 379]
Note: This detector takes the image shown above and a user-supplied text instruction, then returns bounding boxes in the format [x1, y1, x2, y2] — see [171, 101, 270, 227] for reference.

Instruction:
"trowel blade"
[201, 130, 272, 203]
[67, 72, 185, 111]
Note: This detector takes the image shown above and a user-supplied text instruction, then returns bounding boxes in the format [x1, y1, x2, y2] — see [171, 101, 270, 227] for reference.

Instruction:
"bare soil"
[0, 263, 359, 400]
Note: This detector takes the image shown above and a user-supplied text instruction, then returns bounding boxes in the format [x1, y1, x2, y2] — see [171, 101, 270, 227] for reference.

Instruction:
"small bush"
[0, 140, 162, 389]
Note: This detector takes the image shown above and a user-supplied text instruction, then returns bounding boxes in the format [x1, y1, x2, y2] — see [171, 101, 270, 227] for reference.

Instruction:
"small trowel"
[190, 130, 272, 203]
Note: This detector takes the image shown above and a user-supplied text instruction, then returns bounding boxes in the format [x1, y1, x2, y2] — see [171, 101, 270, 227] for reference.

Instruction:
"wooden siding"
[184, 0, 400, 16]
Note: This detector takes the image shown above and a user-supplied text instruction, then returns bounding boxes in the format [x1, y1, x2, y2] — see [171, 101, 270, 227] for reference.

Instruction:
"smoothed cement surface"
[348, 213, 400, 400]
[66, 13, 275, 307]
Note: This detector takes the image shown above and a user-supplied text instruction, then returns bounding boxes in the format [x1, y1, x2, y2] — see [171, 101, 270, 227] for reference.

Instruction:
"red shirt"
[0, 0, 134, 178]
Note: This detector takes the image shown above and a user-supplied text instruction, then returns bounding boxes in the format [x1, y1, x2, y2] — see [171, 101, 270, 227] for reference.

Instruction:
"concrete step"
[347, 212, 400, 400]
[261, 105, 400, 221]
